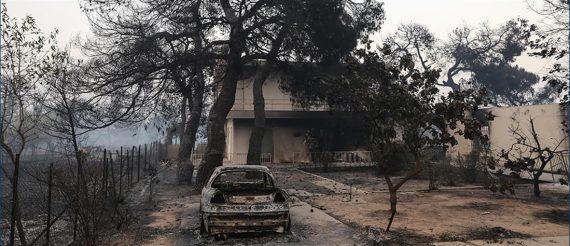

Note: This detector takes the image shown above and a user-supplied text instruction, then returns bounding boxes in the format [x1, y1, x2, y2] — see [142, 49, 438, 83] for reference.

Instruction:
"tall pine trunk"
[195, 71, 240, 187]
[178, 11, 207, 184]
[195, 36, 244, 187]
[179, 72, 205, 184]
[246, 64, 272, 165]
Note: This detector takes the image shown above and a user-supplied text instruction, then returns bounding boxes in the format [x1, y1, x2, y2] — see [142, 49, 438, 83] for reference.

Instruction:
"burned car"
[200, 165, 290, 235]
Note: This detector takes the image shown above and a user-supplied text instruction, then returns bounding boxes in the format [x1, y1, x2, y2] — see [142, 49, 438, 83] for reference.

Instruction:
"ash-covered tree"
[289, 46, 489, 232]
[384, 21, 540, 106]
[38, 48, 119, 244]
[192, 0, 383, 187]
[245, 0, 385, 166]
[83, 0, 384, 186]
[82, 0, 215, 183]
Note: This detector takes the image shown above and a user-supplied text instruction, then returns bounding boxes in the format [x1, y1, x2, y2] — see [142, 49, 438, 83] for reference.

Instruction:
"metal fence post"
[137, 145, 141, 182]
[46, 163, 53, 245]
[126, 149, 130, 186]
[118, 148, 123, 198]
[131, 146, 135, 185]
[144, 144, 148, 169]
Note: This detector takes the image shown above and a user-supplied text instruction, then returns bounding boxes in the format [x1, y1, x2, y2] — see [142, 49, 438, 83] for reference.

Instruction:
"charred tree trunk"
[532, 176, 541, 197]
[384, 154, 423, 232]
[164, 125, 175, 145]
[195, 68, 241, 187]
[196, 27, 245, 187]
[386, 190, 397, 232]
[15, 204, 27, 246]
[246, 64, 272, 165]
[245, 31, 286, 166]
[177, 95, 192, 163]
[179, 73, 205, 184]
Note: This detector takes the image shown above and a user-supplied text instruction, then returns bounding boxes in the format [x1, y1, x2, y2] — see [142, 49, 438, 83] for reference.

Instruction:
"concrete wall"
[449, 104, 568, 161]
[486, 104, 567, 155]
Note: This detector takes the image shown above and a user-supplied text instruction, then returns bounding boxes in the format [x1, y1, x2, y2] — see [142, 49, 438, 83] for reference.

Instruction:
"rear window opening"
[211, 170, 275, 191]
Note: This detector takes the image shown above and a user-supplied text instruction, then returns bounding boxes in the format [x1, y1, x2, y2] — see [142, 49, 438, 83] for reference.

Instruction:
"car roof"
[214, 165, 270, 172]
[205, 165, 274, 188]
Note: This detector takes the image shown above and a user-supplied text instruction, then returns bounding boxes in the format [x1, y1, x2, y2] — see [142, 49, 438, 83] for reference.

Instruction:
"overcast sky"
[5, 0, 551, 73]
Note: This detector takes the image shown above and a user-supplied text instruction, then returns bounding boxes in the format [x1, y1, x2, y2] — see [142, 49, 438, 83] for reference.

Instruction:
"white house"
[224, 73, 334, 164]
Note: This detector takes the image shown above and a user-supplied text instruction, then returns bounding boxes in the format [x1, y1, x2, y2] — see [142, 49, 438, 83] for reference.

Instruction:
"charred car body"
[200, 165, 290, 235]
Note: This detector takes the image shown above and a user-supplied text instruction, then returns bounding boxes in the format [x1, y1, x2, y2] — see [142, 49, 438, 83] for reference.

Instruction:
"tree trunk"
[179, 73, 205, 184]
[164, 126, 174, 145]
[384, 176, 397, 232]
[7, 154, 28, 246]
[246, 64, 272, 165]
[16, 203, 27, 246]
[533, 175, 541, 197]
[195, 35, 244, 187]
[195, 72, 240, 187]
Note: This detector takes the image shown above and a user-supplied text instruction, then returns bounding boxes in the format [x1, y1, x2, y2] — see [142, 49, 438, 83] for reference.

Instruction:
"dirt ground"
[305, 175, 568, 244]
[112, 164, 365, 245]
[307, 169, 485, 192]
[112, 165, 569, 245]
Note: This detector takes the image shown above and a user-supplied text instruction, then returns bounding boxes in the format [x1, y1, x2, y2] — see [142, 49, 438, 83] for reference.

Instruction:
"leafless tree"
[82, 0, 213, 184]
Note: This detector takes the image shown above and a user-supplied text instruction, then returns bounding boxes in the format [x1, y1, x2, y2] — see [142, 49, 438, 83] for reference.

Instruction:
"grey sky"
[5, 0, 551, 74]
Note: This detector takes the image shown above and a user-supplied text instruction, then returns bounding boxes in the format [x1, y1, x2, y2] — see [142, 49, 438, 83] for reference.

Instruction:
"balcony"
[232, 99, 328, 111]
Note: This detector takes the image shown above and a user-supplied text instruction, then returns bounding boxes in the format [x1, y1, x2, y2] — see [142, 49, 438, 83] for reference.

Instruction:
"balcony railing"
[232, 99, 327, 111]
[191, 152, 272, 165]
[293, 151, 373, 164]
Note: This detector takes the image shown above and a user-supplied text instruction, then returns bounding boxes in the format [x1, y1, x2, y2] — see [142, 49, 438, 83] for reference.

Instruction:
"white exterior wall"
[224, 119, 234, 158]
[449, 104, 568, 166]
[228, 119, 310, 163]
[224, 72, 318, 164]
[233, 74, 293, 111]
[487, 104, 567, 155]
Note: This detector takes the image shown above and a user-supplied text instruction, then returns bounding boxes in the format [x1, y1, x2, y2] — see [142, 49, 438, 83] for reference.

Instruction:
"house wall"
[449, 104, 568, 165]
[228, 119, 311, 163]
[486, 104, 567, 155]
[166, 144, 180, 162]
[233, 74, 295, 111]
